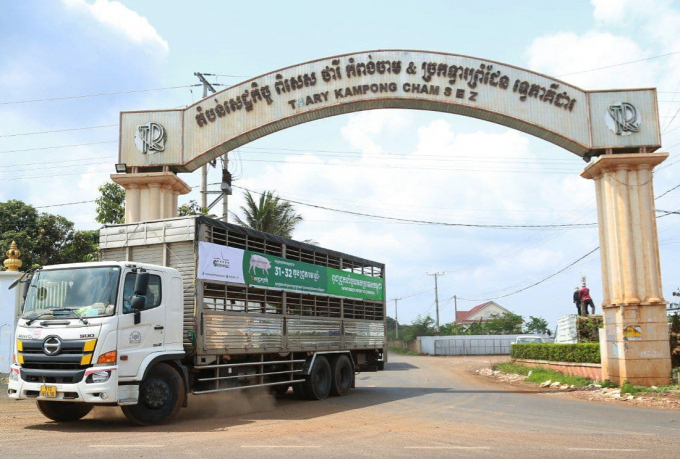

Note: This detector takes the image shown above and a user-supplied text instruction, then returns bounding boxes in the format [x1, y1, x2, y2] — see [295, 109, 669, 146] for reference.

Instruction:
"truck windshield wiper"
[25, 308, 89, 326]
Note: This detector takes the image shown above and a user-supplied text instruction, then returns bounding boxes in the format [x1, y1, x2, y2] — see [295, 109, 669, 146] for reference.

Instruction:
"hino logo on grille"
[43, 336, 62, 356]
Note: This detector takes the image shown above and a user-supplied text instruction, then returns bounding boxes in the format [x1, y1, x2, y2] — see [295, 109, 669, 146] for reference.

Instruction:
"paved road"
[2, 354, 679, 458]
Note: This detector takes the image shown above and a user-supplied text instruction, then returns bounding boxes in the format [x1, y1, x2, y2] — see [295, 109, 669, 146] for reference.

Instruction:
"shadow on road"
[384, 362, 419, 371]
[22, 385, 537, 434]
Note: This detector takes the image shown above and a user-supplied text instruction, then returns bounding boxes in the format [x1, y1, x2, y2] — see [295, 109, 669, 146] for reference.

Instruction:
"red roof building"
[455, 301, 513, 325]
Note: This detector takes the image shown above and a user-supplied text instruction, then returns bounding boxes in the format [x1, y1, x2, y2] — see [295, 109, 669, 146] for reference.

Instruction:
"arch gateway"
[113, 50, 671, 385]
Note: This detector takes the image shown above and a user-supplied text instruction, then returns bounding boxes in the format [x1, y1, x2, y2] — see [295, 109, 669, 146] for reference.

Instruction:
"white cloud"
[591, 0, 636, 23]
[61, 0, 169, 54]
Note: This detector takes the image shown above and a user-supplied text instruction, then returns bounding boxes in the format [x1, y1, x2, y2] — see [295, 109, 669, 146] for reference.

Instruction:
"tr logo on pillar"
[606, 102, 640, 136]
[134, 122, 166, 154]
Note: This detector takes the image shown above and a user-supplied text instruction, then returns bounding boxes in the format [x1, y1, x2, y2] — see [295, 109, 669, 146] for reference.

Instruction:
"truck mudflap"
[8, 365, 119, 403]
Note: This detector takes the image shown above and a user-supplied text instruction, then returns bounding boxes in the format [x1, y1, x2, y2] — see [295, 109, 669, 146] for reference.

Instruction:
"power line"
[231, 185, 598, 230]
[557, 50, 680, 77]
[656, 182, 680, 200]
[35, 200, 96, 209]
[0, 124, 117, 138]
[456, 247, 601, 302]
[391, 288, 434, 301]
[0, 155, 115, 169]
[0, 85, 198, 106]
[0, 140, 116, 155]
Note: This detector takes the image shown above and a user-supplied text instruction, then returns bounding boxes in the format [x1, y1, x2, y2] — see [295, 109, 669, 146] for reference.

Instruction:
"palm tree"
[231, 190, 303, 238]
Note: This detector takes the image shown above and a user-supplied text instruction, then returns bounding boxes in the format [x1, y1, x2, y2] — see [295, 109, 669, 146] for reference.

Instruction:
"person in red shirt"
[579, 283, 595, 315]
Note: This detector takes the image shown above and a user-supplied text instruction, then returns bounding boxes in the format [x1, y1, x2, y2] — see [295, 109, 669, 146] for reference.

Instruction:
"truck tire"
[121, 363, 185, 426]
[37, 401, 92, 422]
[330, 355, 353, 396]
[302, 355, 331, 400]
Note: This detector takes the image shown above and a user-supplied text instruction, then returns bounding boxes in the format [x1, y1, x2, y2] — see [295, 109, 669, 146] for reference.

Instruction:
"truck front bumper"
[7, 365, 119, 404]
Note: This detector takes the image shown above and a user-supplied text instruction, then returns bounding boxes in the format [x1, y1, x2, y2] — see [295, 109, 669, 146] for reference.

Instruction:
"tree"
[524, 316, 550, 335]
[178, 200, 208, 217]
[0, 200, 98, 269]
[95, 182, 125, 224]
[62, 229, 99, 263]
[482, 313, 524, 335]
[402, 315, 437, 343]
[232, 190, 303, 238]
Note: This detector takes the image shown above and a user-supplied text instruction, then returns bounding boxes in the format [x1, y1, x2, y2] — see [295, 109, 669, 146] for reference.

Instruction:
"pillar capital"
[580, 152, 668, 180]
[111, 172, 191, 223]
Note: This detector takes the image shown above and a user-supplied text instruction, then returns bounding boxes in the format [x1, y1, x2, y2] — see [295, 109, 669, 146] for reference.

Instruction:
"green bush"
[510, 343, 600, 364]
[577, 316, 603, 343]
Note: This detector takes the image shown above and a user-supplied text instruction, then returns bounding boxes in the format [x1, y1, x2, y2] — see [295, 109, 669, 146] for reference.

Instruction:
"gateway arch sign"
[118, 50, 661, 172]
[114, 50, 671, 386]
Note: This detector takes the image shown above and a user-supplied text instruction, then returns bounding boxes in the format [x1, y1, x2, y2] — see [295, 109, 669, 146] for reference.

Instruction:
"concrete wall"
[388, 339, 421, 354]
[419, 334, 553, 356]
[0, 272, 22, 373]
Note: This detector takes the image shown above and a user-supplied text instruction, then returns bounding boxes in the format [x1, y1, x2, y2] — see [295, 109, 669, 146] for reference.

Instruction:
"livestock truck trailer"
[7, 216, 387, 425]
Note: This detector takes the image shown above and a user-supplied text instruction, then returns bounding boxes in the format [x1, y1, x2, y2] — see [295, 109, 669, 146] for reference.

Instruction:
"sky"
[1, 0, 679, 330]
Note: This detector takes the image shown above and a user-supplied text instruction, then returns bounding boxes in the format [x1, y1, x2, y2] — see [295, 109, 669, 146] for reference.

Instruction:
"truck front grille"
[18, 338, 96, 372]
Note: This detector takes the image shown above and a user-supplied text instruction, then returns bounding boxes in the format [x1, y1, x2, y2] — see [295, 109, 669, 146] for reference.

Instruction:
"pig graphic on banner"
[249, 254, 272, 275]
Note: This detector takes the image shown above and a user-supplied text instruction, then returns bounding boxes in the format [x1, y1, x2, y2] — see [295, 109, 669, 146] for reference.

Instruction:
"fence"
[419, 334, 553, 356]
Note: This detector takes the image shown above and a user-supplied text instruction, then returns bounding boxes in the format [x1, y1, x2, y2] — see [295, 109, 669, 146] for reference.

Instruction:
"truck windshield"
[22, 267, 121, 320]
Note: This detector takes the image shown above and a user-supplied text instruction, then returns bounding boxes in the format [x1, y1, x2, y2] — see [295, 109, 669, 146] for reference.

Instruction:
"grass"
[620, 381, 680, 396]
[496, 362, 593, 387]
[388, 347, 419, 356]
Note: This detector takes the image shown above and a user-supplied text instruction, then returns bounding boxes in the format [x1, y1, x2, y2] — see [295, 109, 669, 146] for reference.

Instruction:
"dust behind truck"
[7, 216, 386, 425]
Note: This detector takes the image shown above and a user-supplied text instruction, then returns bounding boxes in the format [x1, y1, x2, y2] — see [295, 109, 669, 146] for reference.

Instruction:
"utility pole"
[453, 294, 458, 324]
[393, 298, 400, 339]
[427, 272, 445, 328]
[194, 72, 217, 210]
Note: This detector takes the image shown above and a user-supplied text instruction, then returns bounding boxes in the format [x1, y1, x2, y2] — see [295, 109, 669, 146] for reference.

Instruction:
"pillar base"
[602, 303, 671, 386]
[112, 172, 191, 223]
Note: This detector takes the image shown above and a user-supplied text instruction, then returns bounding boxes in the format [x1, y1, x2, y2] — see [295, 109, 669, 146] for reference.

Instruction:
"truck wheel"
[121, 363, 185, 426]
[330, 355, 353, 396]
[303, 355, 331, 400]
[37, 401, 92, 422]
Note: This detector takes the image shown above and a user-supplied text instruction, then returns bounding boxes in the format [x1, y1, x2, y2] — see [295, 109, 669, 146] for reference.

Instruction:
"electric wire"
[0, 124, 118, 138]
[231, 185, 598, 230]
[0, 85, 198, 105]
[557, 50, 680, 77]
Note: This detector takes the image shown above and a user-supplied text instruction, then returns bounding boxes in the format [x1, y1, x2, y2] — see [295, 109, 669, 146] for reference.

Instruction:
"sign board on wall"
[197, 242, 384, 301]
[120, 50, 662, 172]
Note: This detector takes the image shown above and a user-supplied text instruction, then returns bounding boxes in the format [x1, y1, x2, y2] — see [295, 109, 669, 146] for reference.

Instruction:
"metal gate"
[433, 337, 512, 355]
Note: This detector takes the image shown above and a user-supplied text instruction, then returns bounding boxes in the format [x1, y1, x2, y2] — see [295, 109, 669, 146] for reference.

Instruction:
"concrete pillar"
[147, 184, 161, 220]
[172, 191, 180, 218]
[126, 184, 140, 223]
[581, 152, 671, 386]
[112, 172, 191, 223]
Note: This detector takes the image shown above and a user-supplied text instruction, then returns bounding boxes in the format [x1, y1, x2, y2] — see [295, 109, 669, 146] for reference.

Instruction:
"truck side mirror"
[22, 281, 30, 299]
[131, 296, 146, 325]
[130, 296, 146, 311]
[134, 272, 149, 296]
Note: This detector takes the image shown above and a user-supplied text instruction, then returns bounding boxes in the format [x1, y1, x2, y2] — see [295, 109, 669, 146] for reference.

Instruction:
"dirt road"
[2, 354, 679, 458]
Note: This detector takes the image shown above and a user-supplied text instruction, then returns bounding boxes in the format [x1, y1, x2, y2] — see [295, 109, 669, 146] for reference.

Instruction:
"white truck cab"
[7, 261, 186, 424]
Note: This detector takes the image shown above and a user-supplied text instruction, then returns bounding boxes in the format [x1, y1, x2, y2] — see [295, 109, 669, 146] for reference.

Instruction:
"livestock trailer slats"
[100, 216, 386, 361]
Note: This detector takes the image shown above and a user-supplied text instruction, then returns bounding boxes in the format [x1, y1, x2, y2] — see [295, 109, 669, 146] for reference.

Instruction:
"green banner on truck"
[198, 242, 384, 301]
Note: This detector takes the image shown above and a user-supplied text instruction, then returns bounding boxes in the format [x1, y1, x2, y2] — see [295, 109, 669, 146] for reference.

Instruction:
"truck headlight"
[9, 368, 19, 382]
[89, 371, 111, 384]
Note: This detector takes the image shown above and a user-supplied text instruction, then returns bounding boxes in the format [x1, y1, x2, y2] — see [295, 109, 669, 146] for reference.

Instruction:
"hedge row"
[511, 343, 600, 364]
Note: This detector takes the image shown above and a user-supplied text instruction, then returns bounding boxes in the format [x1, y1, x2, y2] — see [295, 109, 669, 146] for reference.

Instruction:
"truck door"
[117, 270, 167, 377]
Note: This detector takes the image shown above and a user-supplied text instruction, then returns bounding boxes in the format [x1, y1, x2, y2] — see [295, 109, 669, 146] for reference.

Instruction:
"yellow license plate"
[40, 386, 57, 398]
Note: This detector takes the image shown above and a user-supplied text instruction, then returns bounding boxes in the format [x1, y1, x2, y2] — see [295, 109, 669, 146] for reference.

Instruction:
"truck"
[7, 216, 386, 425]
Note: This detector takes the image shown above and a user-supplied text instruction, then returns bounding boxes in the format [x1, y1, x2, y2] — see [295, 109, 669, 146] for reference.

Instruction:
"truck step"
[117, 399, 138, 406]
